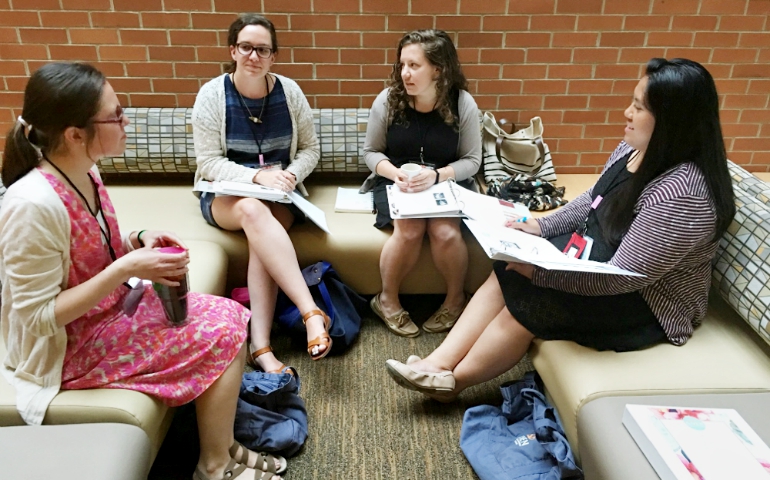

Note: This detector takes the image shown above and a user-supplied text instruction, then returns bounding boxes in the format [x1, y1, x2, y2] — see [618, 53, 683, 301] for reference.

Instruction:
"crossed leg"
[212, 196, 329, 369]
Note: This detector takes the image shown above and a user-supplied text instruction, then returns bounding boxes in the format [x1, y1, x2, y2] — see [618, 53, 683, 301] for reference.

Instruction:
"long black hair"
[603, 58, 735, 245]
[387, 29, 468, 128]
[2, 62, 105, 188]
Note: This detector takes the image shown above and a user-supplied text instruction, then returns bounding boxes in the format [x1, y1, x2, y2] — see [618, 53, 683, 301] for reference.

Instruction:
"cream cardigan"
[0, 168, 133, 425]
[192, 73, 320, 194]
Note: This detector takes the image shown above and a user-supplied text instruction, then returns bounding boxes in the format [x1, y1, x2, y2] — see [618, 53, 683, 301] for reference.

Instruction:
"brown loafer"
[370, 294, 420, 337]
[402, 355, 457, 402]
[422, 293, 471, 333]
[385, 359, 455, 393]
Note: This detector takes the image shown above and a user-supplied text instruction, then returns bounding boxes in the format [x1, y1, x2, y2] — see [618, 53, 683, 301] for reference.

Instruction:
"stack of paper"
[334, 187, 374, 213]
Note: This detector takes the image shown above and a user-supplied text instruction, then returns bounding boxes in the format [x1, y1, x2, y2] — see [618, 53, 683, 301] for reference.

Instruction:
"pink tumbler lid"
[158, 246, 186, 254]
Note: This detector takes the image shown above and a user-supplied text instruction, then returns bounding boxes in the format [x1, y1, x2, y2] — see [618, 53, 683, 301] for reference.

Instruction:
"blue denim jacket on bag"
[234, 370, 308, 457]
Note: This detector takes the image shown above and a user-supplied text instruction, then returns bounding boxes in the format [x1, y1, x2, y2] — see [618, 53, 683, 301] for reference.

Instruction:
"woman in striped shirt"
[385, 58, 736, 402]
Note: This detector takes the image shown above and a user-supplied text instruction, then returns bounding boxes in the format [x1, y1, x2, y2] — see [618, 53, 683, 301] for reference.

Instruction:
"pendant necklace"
[232, 74, 270, 124]
[413, 97, 440, 164]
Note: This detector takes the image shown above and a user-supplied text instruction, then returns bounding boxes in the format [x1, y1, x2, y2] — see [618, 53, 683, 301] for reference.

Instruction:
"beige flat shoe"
[399, 356, 458, 403]
[370, 294, 420, 337]
[423, 293, 471, 333]
[385, 359, 455, 393]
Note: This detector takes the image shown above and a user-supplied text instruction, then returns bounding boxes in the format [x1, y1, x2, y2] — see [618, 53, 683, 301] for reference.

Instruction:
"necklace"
[232, 74, 270, 124]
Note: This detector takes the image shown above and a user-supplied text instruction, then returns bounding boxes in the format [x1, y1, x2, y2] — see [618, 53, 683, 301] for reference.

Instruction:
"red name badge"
[563, 232, 588, 259]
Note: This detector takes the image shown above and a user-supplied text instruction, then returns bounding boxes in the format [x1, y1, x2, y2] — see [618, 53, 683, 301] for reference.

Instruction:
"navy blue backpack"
[460, 372, 583, 480]
[274, 261, 366, 354]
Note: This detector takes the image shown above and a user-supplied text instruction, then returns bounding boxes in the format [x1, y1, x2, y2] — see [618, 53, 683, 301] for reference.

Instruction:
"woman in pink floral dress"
[0, 62, 284, 480]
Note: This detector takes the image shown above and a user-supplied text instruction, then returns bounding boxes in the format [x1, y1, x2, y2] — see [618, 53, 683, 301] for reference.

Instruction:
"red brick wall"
[1, 0, 769, 172]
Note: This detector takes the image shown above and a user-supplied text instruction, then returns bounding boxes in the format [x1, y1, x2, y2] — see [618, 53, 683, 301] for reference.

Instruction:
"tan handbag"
[481, 112, 556, 183]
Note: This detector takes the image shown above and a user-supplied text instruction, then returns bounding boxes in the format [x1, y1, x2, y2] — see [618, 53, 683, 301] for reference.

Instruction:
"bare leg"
[426, 218, 468, 311]
[212, 196, 328, 358]
[452, 312, 535, 393]
[195, 345, 280, 480]
[410, 272, 505, 373]
[377, 218, 427, 316]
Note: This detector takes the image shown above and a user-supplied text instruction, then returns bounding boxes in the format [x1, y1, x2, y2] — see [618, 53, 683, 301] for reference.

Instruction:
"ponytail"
[2, 122, 41, 188]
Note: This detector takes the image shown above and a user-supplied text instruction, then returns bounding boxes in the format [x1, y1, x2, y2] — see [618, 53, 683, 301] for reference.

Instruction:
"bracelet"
[434, 169, 441, 185]
[137, 230, 146, 248]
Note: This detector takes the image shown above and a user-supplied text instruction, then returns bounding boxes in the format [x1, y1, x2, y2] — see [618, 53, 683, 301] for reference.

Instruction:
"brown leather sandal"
[302, 309, 332, 361]
[247, 345, 293, 376]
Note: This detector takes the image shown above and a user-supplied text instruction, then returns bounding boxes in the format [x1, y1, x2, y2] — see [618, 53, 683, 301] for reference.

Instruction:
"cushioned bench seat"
[531, 292, 770, 461]
[0, 239, 229, 459]
[106, 175, 599, 296]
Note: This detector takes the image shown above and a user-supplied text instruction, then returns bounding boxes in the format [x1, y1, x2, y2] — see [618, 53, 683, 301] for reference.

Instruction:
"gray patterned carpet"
[149, 295, 534, 480]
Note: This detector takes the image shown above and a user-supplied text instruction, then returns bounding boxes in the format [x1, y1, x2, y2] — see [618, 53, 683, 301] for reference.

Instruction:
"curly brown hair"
[386, 29, 468, 129]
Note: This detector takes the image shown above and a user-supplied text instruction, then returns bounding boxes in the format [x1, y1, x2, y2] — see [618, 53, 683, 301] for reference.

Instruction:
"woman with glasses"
[363, 30, 481, 338]
[1, 62, 287, 480]
[193, 14, 330, 369]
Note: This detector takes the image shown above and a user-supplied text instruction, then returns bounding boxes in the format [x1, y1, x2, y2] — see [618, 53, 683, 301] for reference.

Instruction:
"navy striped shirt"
[225, 75, 292, 169]
[534, 142, 719, 345]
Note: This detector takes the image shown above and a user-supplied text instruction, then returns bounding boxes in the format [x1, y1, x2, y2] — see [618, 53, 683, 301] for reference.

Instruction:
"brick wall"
[1, 0, 769, 172]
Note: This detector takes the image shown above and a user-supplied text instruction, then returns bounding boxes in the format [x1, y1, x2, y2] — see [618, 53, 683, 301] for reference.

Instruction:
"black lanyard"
[232, 75, 270, 165]
[43, 154, 131, 285]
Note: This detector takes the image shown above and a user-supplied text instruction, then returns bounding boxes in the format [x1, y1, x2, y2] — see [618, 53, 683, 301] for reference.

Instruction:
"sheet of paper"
[289, 191, 331, 234]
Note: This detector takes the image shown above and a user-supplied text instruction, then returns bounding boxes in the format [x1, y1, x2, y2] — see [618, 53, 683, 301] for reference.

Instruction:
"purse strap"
[495, 135, 546, 162]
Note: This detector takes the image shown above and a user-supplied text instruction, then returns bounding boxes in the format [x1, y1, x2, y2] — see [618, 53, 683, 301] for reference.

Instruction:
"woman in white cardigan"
[1, 62, 285, 480]
[192, 14, 330, 367]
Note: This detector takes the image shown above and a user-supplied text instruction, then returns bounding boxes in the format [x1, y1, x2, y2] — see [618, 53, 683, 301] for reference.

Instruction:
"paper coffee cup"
[400, 163, 422, 179]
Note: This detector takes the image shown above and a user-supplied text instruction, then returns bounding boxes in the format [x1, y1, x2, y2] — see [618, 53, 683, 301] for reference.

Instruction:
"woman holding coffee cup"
[363, 29, 482, 337]
[1, 62, 288, 480]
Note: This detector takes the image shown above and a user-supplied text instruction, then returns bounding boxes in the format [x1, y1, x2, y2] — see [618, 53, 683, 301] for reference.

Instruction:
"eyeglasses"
[92, 106, 124, 125]
[236, 43, 274, 59]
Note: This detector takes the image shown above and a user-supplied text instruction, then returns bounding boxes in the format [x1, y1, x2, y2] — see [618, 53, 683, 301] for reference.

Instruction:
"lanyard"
[576, 154, 635, 236]
[43, 155, 132, 289]
[232, 75, 270, 165]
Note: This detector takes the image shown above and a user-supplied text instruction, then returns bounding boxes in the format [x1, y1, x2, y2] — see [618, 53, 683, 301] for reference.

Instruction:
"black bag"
[274, 261, 366, 354]
[487, 174, 568, 211]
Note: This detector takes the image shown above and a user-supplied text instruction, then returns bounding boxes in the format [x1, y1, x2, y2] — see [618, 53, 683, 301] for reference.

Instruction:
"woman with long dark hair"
[1, 62, 286, 480]
[193, 13, 331, 368]
[363, 29, 482, 337]
[385, 58, 735, 402]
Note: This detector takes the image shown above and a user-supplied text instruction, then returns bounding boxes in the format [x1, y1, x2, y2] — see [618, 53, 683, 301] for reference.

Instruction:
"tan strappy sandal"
[192, 458, 280, 480]
[302, 309, 332, 361]
[247, 345, 293, 376]
[230, 441, 287, 475]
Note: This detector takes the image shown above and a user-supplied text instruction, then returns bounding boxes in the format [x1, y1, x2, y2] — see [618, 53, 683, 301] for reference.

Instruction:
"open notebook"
[194, 180, 330, 233]
[386, 180, 528, 226]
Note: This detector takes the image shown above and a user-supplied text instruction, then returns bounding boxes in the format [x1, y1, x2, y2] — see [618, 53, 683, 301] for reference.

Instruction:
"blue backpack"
[460, 372, 582, 480]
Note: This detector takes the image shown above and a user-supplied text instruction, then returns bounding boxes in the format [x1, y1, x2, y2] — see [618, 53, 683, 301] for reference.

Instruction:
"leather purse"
[481, 112, 556, 184]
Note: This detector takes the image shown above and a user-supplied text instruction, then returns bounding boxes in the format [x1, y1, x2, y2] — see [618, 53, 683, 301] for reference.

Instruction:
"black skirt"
[493, 261, 667, 352]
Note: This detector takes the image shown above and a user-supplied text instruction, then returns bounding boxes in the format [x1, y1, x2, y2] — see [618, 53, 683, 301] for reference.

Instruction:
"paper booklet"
[463, 219, 643, 276]
[623, 404, 770, 480]
[194, 180, 330, 234]
[335, 187, 374, 213]
[386, 181, 529, 226]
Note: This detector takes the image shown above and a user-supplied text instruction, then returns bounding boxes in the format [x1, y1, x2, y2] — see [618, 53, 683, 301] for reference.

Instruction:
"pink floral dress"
[40, 169, 249, 406]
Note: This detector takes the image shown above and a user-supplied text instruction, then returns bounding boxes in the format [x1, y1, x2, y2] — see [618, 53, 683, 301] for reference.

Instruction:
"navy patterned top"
[225, 74, 292, 169]
[533, 142, 720, 345]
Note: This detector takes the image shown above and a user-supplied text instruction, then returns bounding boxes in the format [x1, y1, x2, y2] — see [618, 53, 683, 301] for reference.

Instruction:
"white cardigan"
[0, 168, 132, 425]
[192, 73, 320, 194]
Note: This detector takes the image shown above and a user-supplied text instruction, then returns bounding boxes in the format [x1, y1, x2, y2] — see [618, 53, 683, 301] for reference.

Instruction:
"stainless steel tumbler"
[153, 246, 189, 326]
